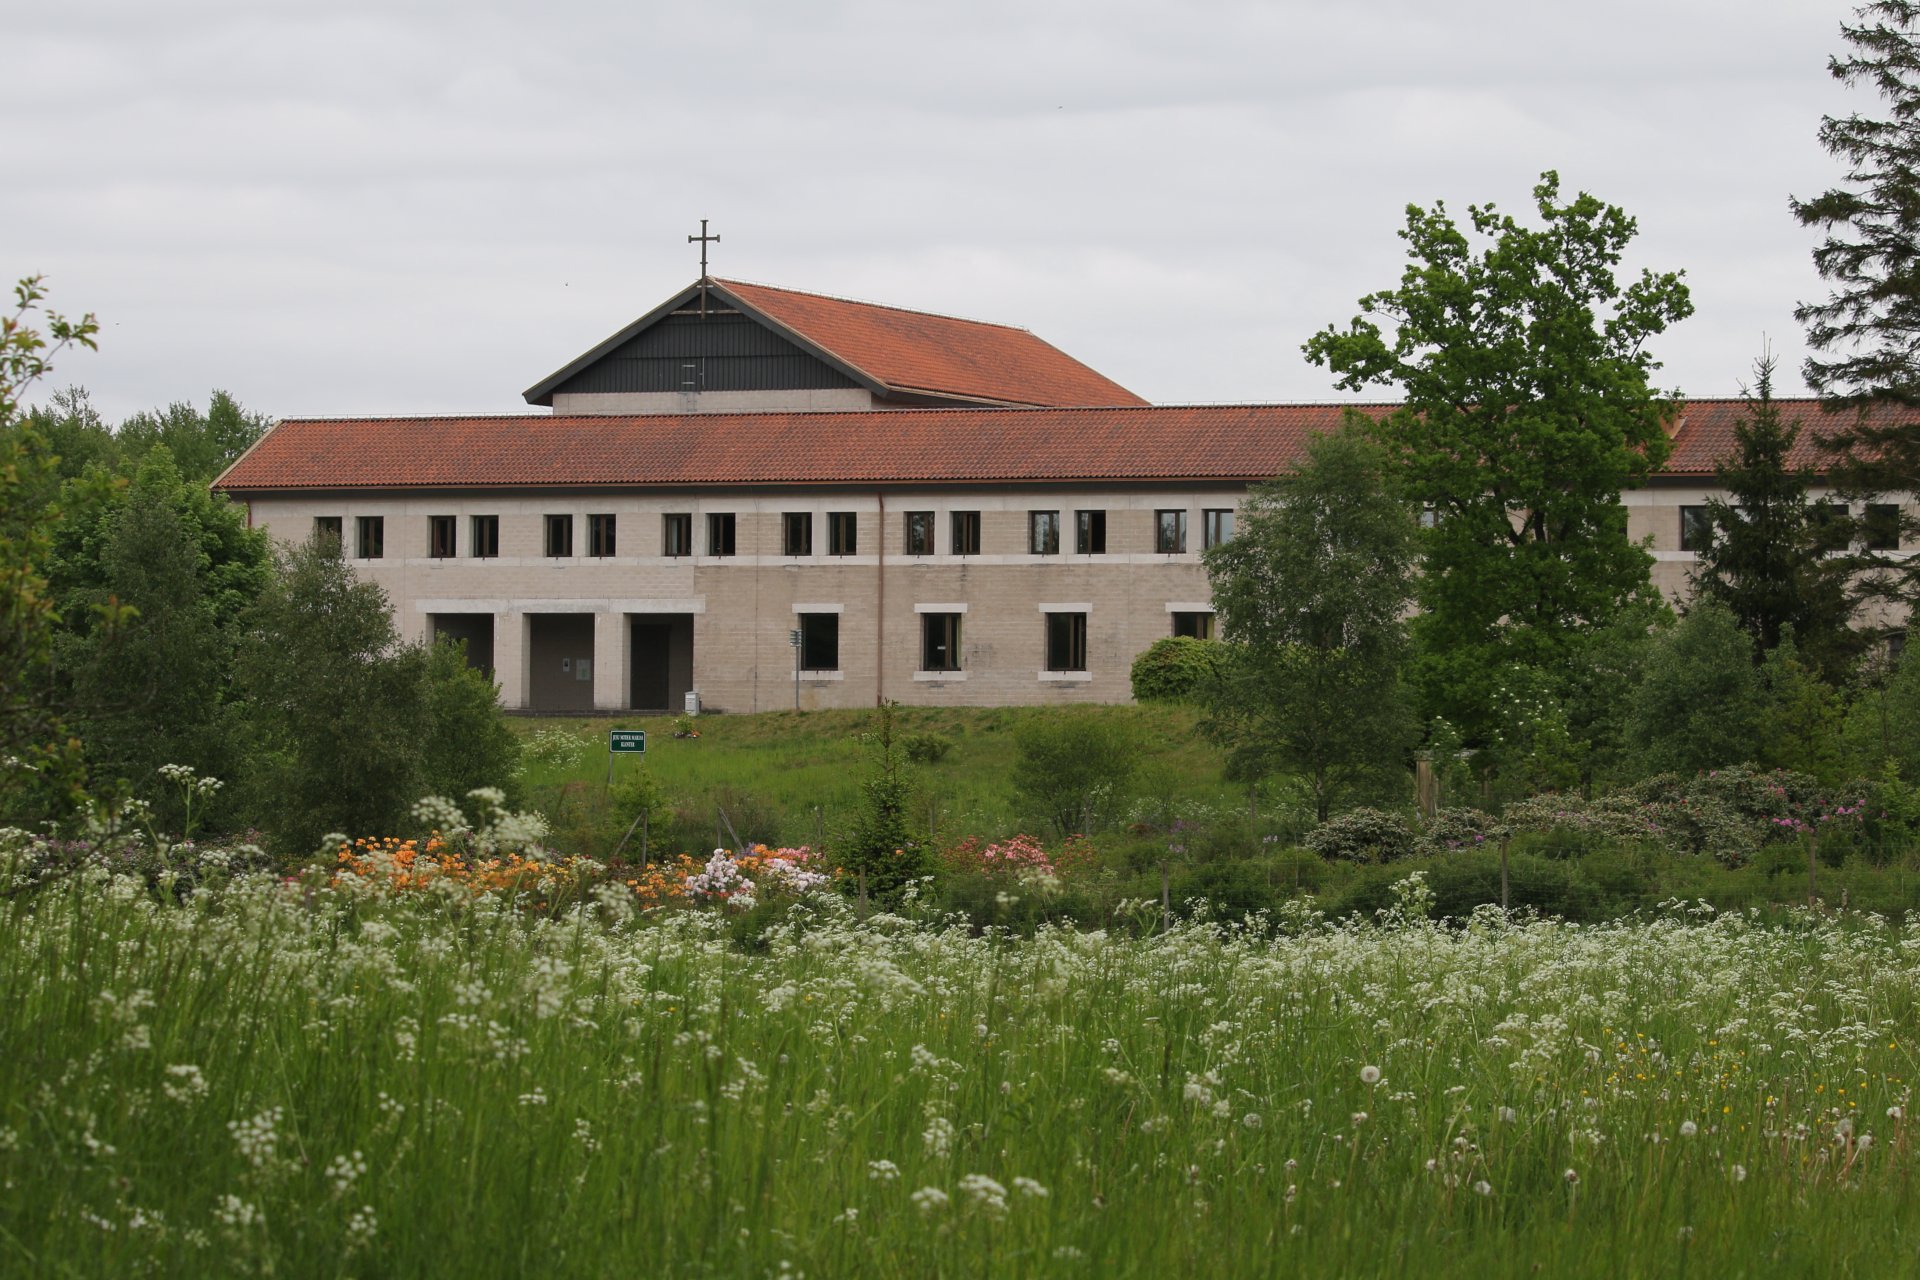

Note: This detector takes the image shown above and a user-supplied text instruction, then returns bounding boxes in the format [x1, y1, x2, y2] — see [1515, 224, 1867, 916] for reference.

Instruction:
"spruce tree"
[1691, 355, 1857, 678]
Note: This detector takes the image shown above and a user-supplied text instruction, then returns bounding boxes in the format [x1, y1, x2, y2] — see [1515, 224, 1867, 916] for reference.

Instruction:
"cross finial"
[688, 218, 721, 317]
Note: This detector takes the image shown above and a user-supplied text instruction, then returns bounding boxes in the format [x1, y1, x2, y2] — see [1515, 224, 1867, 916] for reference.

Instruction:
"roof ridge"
[713, 277, 1037, 335]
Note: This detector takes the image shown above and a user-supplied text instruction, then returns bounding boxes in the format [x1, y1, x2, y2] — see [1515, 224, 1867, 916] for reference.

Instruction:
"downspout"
[876, 490, 886, 706]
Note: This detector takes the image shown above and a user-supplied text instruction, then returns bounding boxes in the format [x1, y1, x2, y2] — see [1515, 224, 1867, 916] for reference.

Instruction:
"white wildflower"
[910, 1186, 950, 1214]
[867, 1159, 901, 1181]
[1012, 1176, 1049, 1198]
[1359, 1065, 1382, 1085]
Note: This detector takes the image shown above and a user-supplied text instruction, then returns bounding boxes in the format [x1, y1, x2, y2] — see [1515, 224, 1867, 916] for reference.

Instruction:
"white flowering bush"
[6, 865, 1920, 1276]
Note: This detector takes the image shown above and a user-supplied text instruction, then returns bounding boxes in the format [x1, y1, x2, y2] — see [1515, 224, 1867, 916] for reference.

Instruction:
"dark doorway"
[629, 613, 694, 711]
[430, 613, 495, 678]
[528, 614, 595, 712]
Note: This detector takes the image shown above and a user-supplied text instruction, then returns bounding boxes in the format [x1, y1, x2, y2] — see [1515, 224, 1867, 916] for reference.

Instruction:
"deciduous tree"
[1202, 425, 1419, 821]
[1304, 172, 1692, 745]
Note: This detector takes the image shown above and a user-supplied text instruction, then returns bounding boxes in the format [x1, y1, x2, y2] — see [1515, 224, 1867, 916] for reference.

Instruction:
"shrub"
[902, 732, 954, 764]
[1417, 806, 1499, 855]
[1303, 807, 1418, 863]
[1129, 636, 1222, 703]
[1012, 710, 1140, 837]
[524, 727, 591, 770]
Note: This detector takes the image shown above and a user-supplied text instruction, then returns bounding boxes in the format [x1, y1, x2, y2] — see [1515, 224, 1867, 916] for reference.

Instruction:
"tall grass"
[518, 704, 1261, 855]
[5, 863, 1920, 1277]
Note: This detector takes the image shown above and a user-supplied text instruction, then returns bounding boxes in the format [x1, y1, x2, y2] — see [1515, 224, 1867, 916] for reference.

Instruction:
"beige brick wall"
[242, 486, 1236, 713]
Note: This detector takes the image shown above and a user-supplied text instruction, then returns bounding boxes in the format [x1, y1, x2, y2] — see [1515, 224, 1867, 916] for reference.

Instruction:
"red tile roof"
[214, 404, 1380, 492]
[1655, 397, 1916, 476]
[213, 398, 1918, 495]
[712, 280, 1149, 408]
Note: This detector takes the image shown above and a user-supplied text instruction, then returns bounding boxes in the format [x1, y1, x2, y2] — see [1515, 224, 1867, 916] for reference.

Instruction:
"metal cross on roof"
[688, 218, 721, 317]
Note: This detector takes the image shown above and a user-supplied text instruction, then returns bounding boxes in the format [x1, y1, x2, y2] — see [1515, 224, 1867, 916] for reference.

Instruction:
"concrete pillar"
[594, 611, 628, 712]
[495, 611, 529, 710]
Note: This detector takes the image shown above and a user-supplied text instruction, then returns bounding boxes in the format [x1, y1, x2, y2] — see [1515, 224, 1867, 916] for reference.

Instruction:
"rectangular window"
[1418, 505, 1440, 530]
[706, 512, 736, 556]
[1172, 611, 1215, 640]
[313, 516, 343, 551]
[921, 613, 962, 672]
[828, 511, 858, 556]
[588, 514, 616, 558]
[1045, 611, 1088, 672]
[471, 515, 500, 559]
[1203, 509, 1235, 549]
[1811, 502, 1852, 554]
[782, 512, 813, 556]
[1866, 503, 1901, 551]
[904, 511, 935, 556]
[429, 514, 456, 558]
[799, 612, 839, 671]
[544, 514, 574, 558]
[662, 513, 692, 557]
[356, 516, 384, 560]
[1155, 509, 1189, 554]
[1075, 509, 1106, 554]
[1029, 510, 1061, 555]
[950, 510, 981, 556]
[1679, 505, 1712, 553]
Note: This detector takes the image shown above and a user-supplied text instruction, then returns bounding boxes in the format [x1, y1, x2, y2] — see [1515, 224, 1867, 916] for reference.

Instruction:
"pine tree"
[1793, 1, 1920, 405]
[1690, 355, 1857, 678]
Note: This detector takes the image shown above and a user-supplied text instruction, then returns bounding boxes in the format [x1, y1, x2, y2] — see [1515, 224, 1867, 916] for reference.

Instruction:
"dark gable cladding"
[548, 305, 858, 398]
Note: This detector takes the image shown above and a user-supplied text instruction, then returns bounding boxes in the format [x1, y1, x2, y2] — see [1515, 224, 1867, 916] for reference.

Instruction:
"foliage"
[1417, 806, 1500, 855]
[1128, 635, 1223, 704]
[523, 726, 593, 770]
[1557, 598, 1669, 793]
[419, 640, 522, 807]
[1304, 171, 1693, 744]
[233, 540, 434, 852]
[0, 277, 99, 825]
[47, 450, 270, 826]
[1202, 425, 1419, 820]
[837, 702, 926, 892]
[1011, 709, 1141, 838]
[901, 731, 954, 764]
[20, 387, 270, 490]
[1626, 601, 1767, 776]
[1691, 355, 1857, 676]
[1301, 806, 1419, 863]
[1845, 632, 1920, 779]
[625, 844, 830, 911]
[1794, 3, 1920, 601]
[1755, 631, 1848, 781]
[1795, 1, 1920, 406]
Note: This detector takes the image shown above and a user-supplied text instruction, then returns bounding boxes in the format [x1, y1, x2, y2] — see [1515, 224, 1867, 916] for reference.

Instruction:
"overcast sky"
[4, 0, 1868, 423]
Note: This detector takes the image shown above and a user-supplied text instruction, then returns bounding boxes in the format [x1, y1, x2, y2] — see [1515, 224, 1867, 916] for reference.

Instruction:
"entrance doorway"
[629, 613, 694, 711]
[527, 614, 595, 712]
[429, 613, 495, 678]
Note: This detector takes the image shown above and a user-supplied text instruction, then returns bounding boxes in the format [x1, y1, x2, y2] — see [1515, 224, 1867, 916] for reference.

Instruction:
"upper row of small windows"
[315, 508, 1238, 560]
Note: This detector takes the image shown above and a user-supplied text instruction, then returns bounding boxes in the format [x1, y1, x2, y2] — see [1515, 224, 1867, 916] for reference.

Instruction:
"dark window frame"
[1155, 509, 1189, 554]
[950, 510, 981, 556]
[1202, 508, 1235, 549]
[783, 512, 813, 557]
[662, 513, 693, 558]
[904, 510, 935, 557]
[587, 513, 617, 558]
[1044, 611, 1088, 672]
[356, 515, 384, 560]
[1679, 505, 1712, 553]
[429, 514, 457, 558]
[921, 612, 962, 672]
[1172, 611, 1215, 640]
[1865, 503, 1901, 552]
[1075, 509, 1106, 555]
[828, 511, 858, 556]
[706, 512, 736, 556]
[1811, 502, 1852, 555]
[544, 513, 574, 558]
[798, 611, 839, 671]
[313, 516, 343, 551]
[1029, 510, 1061, 556]
[470, 515, 500, 559]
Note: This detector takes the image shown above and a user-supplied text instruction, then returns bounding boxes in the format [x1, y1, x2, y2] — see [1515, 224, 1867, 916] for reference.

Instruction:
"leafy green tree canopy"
[1202, 425, 1419, 821]
[1303, 172, 1693, 742]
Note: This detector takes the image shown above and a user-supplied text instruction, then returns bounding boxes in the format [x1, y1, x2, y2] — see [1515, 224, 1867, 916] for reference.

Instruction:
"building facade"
[211, 278, 1915, 713]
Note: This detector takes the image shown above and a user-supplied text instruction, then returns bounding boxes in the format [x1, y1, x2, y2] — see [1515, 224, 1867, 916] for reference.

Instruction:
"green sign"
[610, 730, 647, 754]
